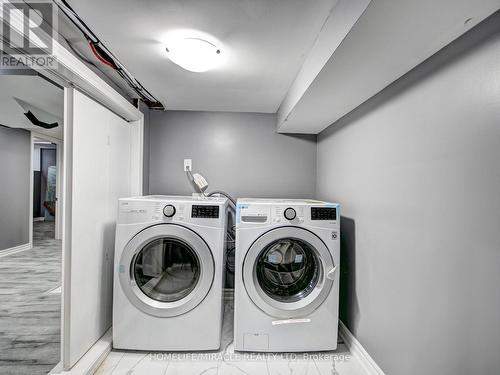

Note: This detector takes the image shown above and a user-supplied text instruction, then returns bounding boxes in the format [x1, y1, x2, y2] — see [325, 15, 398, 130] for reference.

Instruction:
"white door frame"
[29, 132, 64, 243]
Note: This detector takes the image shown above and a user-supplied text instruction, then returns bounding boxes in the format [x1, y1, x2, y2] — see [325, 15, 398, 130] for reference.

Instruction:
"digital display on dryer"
[311, 207, 337, 220]
[191, 205, 219, 218]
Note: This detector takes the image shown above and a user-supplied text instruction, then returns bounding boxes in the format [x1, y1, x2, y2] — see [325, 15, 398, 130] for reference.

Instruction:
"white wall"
[317, 13, 500, 375]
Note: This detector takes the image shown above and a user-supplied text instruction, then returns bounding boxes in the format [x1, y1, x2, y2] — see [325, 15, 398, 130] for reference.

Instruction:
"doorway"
[33, 138, 57, 240]
[31, 135, 62, 243]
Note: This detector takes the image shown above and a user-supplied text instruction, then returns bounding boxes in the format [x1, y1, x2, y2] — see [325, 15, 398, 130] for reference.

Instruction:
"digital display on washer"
[311, 207, 337, 221]
[191, 205, 219, 218]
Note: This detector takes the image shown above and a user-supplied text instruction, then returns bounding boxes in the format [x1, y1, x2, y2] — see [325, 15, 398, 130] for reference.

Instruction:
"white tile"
[218, 360, 269, 375]
[267, 358, 319, 375]
[333, 356, 367, 375]
[311, 360, 337, 375]
[95, 302, 368, 375]
[104, 352, 151, 375]
[94, 351, 125, 375]
[311, 346, 366, 375]
[131, 353, 170, 374]
[165, 360, 219, 375]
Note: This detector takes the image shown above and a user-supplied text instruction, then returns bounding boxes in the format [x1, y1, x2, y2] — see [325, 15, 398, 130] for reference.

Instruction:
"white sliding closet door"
[62, 88, 143, 369]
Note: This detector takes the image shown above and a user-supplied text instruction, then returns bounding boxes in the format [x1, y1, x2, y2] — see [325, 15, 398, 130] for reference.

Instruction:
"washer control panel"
[191, 205, 220, 218]
[311, 207, 337, 221]
[118, 197, 227, 227]
[237, 201, 339, 227]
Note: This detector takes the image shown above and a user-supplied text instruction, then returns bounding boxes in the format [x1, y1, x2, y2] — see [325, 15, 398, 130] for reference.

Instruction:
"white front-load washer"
[113, 195, 228, 351]
[234, 198, 340, 352]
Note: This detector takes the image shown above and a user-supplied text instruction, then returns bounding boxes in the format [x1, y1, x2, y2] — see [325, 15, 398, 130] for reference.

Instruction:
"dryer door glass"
[256, 238, 320, 303]
[133, 237, 200, 302]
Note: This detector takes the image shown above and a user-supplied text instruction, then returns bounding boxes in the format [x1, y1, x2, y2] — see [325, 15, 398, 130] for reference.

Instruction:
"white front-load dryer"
[113, 195, 228, 351]
[234, 198, 340, 352]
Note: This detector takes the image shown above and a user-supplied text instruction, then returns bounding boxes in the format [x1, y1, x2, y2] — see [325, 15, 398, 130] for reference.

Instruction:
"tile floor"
[96, 302, 366, 375]
[0, 221, 61, 375]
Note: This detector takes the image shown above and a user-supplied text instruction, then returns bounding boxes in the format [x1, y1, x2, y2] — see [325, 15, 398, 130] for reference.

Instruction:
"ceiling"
[0, 75, 64, 139]
[62, 0, 500, 134]
[278, 0, 500, 133]
[68, 0, 339, 113]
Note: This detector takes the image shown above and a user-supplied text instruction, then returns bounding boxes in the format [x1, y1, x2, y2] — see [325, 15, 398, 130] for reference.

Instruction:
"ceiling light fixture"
[165, 36, 222, 73]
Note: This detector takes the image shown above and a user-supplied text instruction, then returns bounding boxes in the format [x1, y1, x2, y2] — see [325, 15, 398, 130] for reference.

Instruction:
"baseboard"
[48, 362, 63, 374]
[0, 243, 32, 258]
[338, 320, 385, 375]
[50, 329, 112, 375]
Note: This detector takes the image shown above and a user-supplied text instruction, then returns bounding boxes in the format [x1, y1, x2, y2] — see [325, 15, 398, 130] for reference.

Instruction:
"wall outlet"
[184, 159, 192, 172]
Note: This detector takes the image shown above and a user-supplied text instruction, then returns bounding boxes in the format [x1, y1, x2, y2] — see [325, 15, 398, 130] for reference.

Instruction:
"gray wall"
[0, 126, 31, 250]
[317, 13, 500, 375]
[149, 111, 316, 199]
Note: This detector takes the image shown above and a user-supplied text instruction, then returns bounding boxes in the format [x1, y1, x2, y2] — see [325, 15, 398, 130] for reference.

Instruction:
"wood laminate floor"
[0, 221, 61, 375]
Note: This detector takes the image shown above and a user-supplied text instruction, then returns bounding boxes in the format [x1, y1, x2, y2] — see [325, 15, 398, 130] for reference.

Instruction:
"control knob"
[284, 207, 297, 221]
[163, 204, 176, 218]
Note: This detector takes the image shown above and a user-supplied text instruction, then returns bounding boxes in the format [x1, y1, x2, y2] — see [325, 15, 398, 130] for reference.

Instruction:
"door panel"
[62, 89, 143, 369]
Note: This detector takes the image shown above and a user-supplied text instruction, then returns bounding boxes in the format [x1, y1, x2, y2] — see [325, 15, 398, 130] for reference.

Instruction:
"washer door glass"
[256, 238, 320, 303]
[243, 226, 335, 318]
[133, 237, 200, 303]
[119, 224, 215, 318]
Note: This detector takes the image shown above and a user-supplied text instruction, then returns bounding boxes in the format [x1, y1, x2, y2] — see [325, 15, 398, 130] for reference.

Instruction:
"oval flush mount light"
[165, 36, 222, 73]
